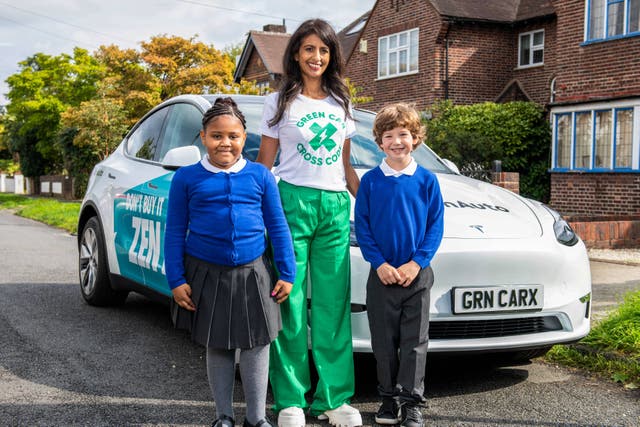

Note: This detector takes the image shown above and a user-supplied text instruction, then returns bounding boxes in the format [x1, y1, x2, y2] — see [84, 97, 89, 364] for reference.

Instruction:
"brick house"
[233, 17, 370, 93]
[547, 0, 640, 247]
[233, 24, 290, 94]
[345, 0, 557, 111]
[344, 0, 640, 247]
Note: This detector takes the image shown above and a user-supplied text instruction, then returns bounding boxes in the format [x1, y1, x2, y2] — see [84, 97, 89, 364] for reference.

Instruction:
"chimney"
[263, 24, 286, 33]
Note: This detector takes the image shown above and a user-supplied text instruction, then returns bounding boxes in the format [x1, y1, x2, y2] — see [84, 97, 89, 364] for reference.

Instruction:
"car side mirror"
[441, 158, 460, 175]
[162, 146, 202, 170]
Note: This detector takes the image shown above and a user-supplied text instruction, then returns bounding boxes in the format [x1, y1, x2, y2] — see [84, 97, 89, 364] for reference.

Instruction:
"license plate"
[452, 285, 543, 314]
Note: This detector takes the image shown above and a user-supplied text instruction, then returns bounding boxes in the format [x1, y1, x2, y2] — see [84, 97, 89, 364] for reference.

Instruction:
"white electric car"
[78, 94, 591, 361]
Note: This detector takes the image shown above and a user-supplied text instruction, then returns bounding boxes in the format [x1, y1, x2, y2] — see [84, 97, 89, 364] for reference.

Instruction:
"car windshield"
[205, 96, 452, 174]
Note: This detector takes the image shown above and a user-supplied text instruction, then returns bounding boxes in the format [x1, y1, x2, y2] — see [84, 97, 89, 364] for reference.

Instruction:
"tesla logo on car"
[469, 225, 484, 233]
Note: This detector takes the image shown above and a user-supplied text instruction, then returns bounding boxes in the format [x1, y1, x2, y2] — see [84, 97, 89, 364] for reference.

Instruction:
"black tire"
[78, 216, 128, 306]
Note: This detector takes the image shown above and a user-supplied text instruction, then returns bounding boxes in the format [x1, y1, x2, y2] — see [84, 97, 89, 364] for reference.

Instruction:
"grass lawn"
[0, 193, 80, 234]
[545, 290, 640, 389]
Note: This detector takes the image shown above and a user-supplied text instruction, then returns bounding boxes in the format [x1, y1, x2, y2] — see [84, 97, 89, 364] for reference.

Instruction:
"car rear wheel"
[79, 216, 128, 306]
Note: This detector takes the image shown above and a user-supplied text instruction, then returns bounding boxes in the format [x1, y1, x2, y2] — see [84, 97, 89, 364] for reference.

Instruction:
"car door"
[112, 106, 170, 292]
[136, 102, 204, 295]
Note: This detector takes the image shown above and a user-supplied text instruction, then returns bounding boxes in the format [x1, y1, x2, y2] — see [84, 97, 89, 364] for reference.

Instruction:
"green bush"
[0, 159, 20, 175]
[425, 101, 551, 202]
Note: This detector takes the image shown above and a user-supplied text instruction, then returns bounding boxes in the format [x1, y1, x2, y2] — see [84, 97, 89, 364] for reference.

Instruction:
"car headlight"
[543, 206, 579, 246]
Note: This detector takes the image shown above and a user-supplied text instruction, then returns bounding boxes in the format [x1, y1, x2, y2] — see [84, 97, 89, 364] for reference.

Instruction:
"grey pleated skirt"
[171, 254, 281, 349]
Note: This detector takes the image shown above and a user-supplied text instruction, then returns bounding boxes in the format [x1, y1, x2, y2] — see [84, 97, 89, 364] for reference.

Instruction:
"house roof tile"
[429, 0, 554, 23]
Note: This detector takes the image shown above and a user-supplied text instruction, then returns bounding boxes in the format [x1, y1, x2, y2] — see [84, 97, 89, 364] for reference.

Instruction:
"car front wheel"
[79, 216, 128, 306]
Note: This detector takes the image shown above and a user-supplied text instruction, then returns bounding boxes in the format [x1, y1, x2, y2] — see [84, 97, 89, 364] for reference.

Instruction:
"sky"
[0, 0, 374, 106]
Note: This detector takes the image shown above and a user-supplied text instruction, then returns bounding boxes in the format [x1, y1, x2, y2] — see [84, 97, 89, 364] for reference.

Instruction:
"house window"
[556, 114, 572, 168]
[575, 112, 593, 168]
[615, 109, 633, 167]
[378, 28, 419, 79]
[552, 105, 637, 170]
[594, 110, 612, 168]
[587, 0, 640, 41]
[518, 30, 544, 67]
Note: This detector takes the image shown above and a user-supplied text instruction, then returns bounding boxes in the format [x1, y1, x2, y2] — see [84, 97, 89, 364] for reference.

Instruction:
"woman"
[257, 18, 362, 427]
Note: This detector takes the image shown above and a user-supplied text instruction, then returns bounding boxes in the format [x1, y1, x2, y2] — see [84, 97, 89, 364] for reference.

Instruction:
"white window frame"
[551, 100, 640, 171]
[377, 28, 419, 79]
[518, 29, 545, 68]
[585, 0, 640, 41]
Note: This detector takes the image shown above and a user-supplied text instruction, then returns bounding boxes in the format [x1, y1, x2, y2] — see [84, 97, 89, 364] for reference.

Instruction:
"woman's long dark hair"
[268, 19, 353, 127]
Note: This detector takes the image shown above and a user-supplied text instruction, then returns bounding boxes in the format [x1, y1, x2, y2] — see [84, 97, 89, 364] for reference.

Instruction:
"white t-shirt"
[260, 92, 356, 191]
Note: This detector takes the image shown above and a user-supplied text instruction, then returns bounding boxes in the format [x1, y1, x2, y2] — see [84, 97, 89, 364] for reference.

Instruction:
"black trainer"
[400, 403, 424, 427]
[375, 397, 401, 425]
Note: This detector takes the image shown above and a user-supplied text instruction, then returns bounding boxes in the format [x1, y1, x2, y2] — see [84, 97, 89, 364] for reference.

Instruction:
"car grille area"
[430, 316, 563, 339]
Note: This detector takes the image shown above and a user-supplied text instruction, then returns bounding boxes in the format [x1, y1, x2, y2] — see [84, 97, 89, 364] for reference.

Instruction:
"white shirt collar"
[379, 157, 417, 177]
[200, 155, 247, 174]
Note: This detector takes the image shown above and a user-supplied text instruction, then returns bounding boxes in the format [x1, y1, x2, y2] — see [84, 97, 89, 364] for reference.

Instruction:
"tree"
[346, 78, 373, 106]
[425, 101, 551, 201]
[4, 48, 105, 177]
[59, 97, 128, 197]
[140, 35, 236, 100]
[94, 45, 161, 126]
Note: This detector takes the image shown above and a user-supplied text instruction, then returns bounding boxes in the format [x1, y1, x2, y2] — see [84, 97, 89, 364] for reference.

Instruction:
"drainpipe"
[444, 37, 450, 100]
[442, 22, 452, 101]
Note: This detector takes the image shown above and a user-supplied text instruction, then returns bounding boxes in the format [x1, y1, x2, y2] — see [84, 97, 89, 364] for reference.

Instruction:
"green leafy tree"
[59, 97, 128, 197]
[346, 78, 373, 106]
[425, 101, 551, 201]
[4, 48, 105, 177]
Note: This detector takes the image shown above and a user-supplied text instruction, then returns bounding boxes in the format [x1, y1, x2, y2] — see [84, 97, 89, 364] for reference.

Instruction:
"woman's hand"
[272, 280, 293, 303]
[172, 283, 196, 311]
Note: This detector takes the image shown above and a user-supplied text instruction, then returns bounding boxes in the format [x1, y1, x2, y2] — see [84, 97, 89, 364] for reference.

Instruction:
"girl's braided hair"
[202, 97, 247, 130]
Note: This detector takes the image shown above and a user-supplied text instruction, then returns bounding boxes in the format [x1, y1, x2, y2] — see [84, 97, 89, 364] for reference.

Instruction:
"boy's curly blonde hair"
[373, 103, 426, 149]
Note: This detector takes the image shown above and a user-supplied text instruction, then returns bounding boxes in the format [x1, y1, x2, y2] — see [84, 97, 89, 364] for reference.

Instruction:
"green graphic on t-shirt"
[308, 122, 337, 151]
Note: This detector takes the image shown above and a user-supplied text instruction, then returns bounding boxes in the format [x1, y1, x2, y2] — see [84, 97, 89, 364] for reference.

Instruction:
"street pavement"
[0, 211, 638, 426]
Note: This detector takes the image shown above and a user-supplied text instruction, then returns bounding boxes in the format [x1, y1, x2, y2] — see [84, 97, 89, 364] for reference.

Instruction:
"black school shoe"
[399, 403, 424, 427]
[243, 418, 275, 427]
[375, 397, 401, 425]
[213, 414, 235, 427]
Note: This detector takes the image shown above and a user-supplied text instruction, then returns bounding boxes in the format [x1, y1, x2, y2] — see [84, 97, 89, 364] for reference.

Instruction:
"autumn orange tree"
[94, 45, 161, 126]
[141, 34, 236, 100]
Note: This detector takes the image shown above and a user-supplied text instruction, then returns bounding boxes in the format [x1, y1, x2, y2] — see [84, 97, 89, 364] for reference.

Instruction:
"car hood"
[437, 173, 542, 239]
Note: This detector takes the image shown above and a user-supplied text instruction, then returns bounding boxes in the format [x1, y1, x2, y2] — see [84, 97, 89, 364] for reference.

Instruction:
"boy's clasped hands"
[376, 260, 421, 287]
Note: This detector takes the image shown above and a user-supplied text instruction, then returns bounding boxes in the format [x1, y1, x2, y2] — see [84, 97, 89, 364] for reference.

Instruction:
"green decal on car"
[114, 173, 174, 295]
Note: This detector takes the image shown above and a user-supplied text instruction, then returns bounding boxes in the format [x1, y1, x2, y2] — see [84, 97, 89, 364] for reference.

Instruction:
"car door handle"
[108, 173, 116, 179]
[148, 183, 158, 189]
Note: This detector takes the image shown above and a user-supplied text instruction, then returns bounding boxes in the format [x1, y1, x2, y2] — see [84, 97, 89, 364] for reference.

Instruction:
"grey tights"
[206, 344, 270, 424]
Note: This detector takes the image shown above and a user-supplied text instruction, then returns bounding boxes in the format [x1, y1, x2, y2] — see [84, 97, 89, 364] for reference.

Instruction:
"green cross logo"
[308, 122, 338, 151]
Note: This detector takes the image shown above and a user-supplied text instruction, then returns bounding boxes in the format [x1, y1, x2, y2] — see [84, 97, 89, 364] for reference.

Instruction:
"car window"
[157, 103, 203, 162]
[126, 106, 169, 161]
[352, 109, 451, 173]
[234, 100, 280, 164]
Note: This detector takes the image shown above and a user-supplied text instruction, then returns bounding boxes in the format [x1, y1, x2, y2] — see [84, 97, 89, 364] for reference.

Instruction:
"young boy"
[354, 103, 444, 427]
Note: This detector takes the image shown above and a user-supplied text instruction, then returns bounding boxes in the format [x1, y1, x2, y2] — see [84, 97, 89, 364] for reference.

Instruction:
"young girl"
[164, 97, 295, 427]
[257, 18, 362, 427]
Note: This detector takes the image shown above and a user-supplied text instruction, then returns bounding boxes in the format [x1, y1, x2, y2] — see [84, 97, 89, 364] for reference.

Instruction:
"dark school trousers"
[366, 265, 433, 403]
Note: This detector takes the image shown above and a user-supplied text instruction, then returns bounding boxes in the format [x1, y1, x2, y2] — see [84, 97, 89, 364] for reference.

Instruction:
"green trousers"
[270, 180, 355, 414]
